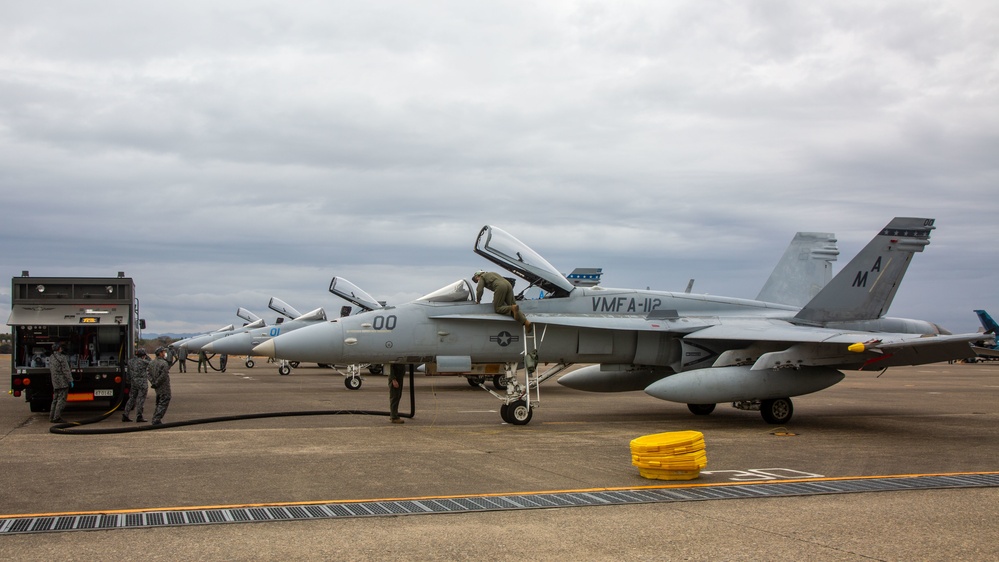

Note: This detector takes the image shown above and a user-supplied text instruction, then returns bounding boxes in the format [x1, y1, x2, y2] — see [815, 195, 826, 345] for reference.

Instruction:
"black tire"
[687, 403, 716, 416]
[367, 364, 383, 376]
[760, 397, 793, 424]
[278, 365, 291, 376]
[500, 403, 512, 423]
[29, 395, 50, 413]
[467, 376, 485, 387]
[345, 376, 362, 390]
[492, 375, 505, 391]
[507, 400, 533, 425]
[245, 359, 255, 368]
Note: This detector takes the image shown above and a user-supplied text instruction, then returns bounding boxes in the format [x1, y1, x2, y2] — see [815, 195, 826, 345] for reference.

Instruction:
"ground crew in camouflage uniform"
[148, 347, 172, 426]
[122, 348, 150, 422]
[49, 343, 73, 423]
[473, 270, 531, 331]
[168, 344, 187, 372]
[388, 364, 406, 424]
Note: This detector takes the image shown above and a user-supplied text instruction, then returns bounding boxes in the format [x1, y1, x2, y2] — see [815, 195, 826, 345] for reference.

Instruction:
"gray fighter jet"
[202, 307, 328, 373]
[255, 218, 979, 425]
[202, 281, 382, 382]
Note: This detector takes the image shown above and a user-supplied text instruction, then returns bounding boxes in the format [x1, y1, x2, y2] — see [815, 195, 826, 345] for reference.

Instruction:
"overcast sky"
[2, 1, 997, 337]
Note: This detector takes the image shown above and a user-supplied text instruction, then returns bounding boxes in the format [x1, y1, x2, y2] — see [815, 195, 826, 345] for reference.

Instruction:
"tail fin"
[975, 310, 998, 334]
[756, 232, 839, 307]
[794, 218, 934, 324]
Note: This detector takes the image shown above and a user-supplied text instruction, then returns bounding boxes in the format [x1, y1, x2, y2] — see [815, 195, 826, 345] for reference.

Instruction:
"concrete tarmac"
[1, 357, 997, 560]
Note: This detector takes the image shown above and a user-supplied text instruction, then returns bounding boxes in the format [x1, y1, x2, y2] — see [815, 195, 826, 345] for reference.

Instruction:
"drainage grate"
[2, 473, 996, 535]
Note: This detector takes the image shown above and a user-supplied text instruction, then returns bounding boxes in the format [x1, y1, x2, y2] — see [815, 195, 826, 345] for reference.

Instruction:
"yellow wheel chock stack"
[630, 430, 707, 481]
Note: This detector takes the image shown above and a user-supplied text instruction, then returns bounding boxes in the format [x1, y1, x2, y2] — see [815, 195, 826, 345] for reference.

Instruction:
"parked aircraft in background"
[202, 307, 328, 374]
[971, 309, 999, 360]
[203, 280, 384, 382]
[255, 218, 979, 425]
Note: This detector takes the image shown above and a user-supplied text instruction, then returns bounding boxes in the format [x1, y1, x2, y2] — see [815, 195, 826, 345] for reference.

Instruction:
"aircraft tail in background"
[756, 232, 839, 307]
[975, 309, 998, 334]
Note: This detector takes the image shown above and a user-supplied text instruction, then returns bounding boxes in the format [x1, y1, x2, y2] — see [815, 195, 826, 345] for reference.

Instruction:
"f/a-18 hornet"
[255, 218, 979, 425]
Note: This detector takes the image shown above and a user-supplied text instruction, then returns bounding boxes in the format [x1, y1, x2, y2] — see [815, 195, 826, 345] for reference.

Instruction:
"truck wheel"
[29, 396, 50, 413]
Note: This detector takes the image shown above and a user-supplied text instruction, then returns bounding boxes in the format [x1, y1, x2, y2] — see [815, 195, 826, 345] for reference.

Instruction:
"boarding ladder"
[485, 321, 571, 425]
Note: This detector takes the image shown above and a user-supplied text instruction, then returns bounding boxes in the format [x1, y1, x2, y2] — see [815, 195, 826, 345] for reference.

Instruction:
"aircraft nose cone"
[253, 339, 277, 358]
[255, 321, 344, 363]
[202, 341, 216, 353]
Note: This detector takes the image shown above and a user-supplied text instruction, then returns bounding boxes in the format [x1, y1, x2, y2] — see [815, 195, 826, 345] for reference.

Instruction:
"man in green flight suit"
[388, 364, 406, 424]
[473, 270, 531, 331]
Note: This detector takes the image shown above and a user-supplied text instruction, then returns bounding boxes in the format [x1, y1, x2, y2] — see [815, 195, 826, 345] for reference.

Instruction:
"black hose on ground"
[50, 367, 415, 435]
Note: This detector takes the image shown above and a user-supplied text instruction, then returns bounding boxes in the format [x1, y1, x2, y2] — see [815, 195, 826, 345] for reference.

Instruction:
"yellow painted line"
[3, 470, 997, 521]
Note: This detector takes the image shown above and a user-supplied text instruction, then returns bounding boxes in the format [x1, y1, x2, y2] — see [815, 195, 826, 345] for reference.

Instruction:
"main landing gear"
[729, 397, 795, 424]
[473, 323, 572, 426]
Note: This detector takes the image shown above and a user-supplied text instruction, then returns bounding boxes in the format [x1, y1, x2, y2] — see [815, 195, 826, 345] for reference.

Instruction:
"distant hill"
[142, 333, 200, 340]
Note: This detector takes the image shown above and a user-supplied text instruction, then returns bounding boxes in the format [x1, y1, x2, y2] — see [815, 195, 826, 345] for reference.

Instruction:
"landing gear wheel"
[278, 365, 291, 376]
[500, 403, 512, 423]
[468, 376, 485, 387]
[760, 397, 793, 424]
[345, 376, 362, 390]
[687, 403, 716, 416]
[367, 364, 383, 376]
[492, 375, 505, 391]
[506, 400, 533, 425]
[245, 359, 255, 368]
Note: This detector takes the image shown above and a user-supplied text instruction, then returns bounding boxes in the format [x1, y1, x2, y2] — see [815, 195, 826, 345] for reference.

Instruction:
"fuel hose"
[50, 367, 415, 435]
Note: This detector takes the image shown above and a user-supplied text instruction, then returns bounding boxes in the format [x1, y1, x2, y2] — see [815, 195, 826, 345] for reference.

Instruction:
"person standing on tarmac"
[472, 270, 531, 331]
[49, 343, 73, 423]
[148, 347, 172, 425]
[168, 344, 187, 372]
[122, 348, 150, 422]
[388, 364, 405, 424]
[197, 349, 208, 373]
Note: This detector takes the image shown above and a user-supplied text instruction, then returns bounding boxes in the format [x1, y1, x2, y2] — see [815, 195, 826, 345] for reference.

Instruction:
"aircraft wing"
[431, 311, 979, 370]
[686, 321, 980, 370]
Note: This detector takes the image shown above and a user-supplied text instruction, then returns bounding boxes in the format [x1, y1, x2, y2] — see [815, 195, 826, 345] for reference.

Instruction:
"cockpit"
[474, 225, 575, 298]
[329, 277, 384, 311]
[417, 279, 475, 303]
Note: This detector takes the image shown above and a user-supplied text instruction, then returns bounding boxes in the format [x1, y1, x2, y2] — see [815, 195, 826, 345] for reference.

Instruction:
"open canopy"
[474, 225, 575, 298]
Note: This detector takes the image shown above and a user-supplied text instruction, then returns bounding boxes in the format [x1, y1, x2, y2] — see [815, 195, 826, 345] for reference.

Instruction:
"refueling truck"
[7, 272, 144, 412]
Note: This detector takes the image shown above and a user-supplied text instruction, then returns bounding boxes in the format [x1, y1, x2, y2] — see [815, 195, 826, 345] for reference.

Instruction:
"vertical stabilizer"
[756, 232, 839, 307]
[975, 310, 998, 334]
[794, 218, 934, 324]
